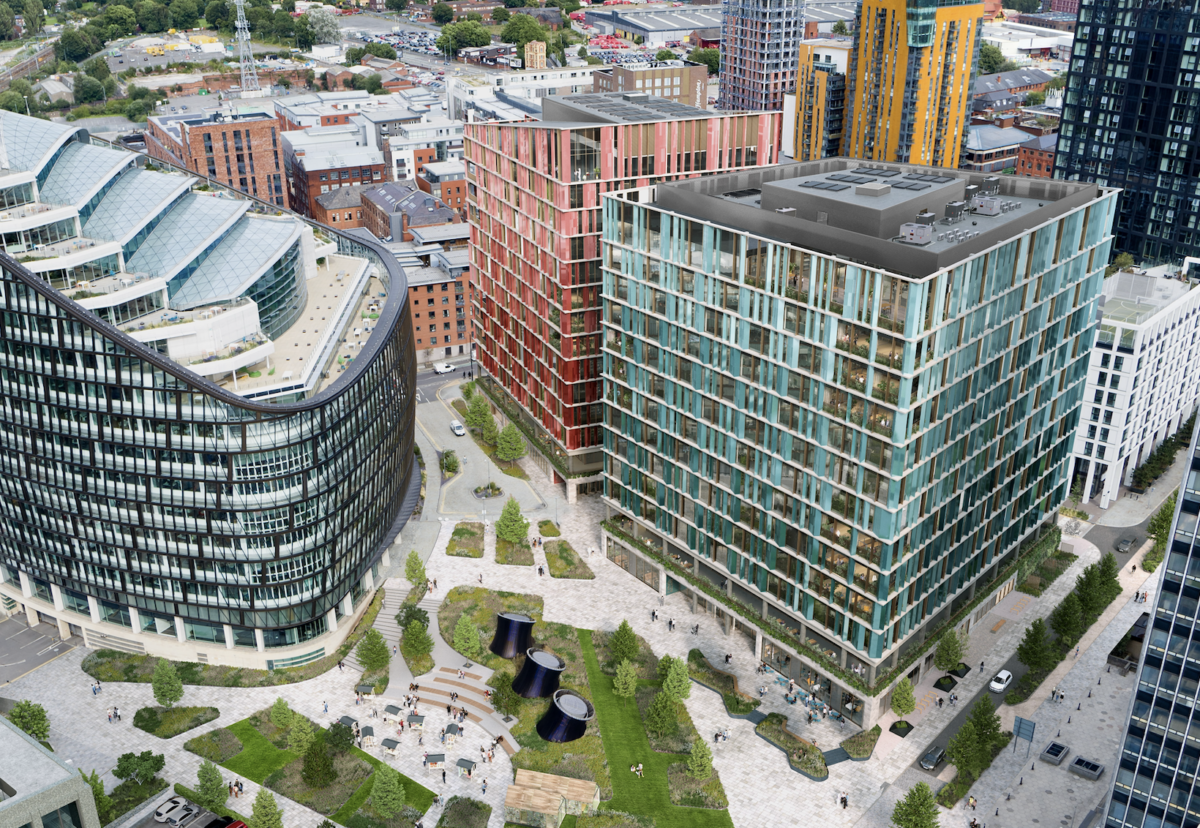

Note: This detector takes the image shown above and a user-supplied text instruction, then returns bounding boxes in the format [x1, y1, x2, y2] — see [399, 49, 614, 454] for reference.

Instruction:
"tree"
[196, 760, 226, 810]
[495, 496, 529, 544]
[1026, 90, 1046, 106]
[662, 654, 690, 700]
[442, 449, 459, 474]
[1075, 563, 1105, 618]
[396, 603, 429, 630]
[1017, 617, 1055, 674]
[205, 0, 230, 28]
[306, 6, 340, 43]
[967, 695, 1002, 751]
[9, 699, 49, 741]
[481, 414, 498, 446]
[613, 658, 637, 707]
[288, 715, 314, 755]
[170, 0, 199, 28]
[74, 75, 105, 105]
[0, 91, 22, 113]
[436, 20, 492, 53]
[431, 1, 453, 23]
[371, 765, 406, 817]
[357, 628, 391, 673]
[495, 423, 526, 463]
[503, 0, 527, 8]
[946, 720, 983, 780]
[686, 738, 713, 780]
[136, 1, 170, 33]
[645, 690, 675, 736]
[57, 28, 91, 61]
[655, 48, 675, 60]
[464, 11, 482, 22]
[80, 770, 114, 825]
[272, 9, 294, 37]
[688, 47, 719, 75]
[403, 619, 434, 658]
[0, 5, 12, 40]
[890, 677, 915, 720]
[978, 42, 1019, 74]
[933, 629, 964, 673]
[346, 42, 398, 64]
[327, 722, 355, 754]
[84, 58, 111, 83]
[249, 787, 283, 828]
[501, 13, 548, 58]
[294, 13, 316, 49]
[22, 0, 42, 33]
[609, 620, 639, 665]
[453, 614, 481, 658]
[461, 381, 475, 401]
[1097, 552, 1122, 602]
[405, 548, 427, 586]
[465, 393, 491, 429]
[385, 0, 408, 10]
[492, 7, 509, 21]
[270, 697, 293, 729]
[890, 781, 940, 828]
[114, 751, 165, 786]
[301, 741, 337, 788]
[490, 672, 521, 715]
[1050, 590, 1085, 646]
[831, 19, 848, 35]
[152, 658, 184, 708]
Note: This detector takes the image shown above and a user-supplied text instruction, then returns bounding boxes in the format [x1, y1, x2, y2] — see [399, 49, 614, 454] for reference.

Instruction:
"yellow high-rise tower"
[844, 0, 984, 168]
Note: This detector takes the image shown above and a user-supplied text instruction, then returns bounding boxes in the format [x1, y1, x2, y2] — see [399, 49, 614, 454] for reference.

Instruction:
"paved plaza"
[0, 375, 1162, 828]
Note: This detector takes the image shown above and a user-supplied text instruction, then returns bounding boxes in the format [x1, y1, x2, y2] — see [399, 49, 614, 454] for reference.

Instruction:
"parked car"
[166, 804, 199, 828]
[154, 798, 189, 823]
[1116, 538, 1135, 554]
[450, 419, 465, 436]
[433, 362, 455, 374]
[920, 745, 946, 771]
[989, 670, 1014, 693]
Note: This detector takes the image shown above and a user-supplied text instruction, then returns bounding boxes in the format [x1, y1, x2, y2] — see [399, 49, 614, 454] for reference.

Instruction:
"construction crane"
[234, 0, 261, 94]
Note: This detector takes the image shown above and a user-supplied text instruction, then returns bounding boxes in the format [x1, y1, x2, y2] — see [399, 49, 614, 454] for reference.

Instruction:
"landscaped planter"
[754, 713, 828, 781]
[889, 721, 913, 738]
[689, 676, 761, 721]
[933, 675, 958, 692]
[949, 663, 971, 679]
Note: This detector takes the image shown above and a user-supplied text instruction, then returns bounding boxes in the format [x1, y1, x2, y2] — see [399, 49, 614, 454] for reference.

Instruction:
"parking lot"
[129, 794, 240, 828]
[0, 615, 77, 685]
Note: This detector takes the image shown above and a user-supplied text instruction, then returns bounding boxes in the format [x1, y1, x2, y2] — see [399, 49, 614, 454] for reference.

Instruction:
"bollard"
[1088, 690, 1092, 698]
[1032, 763, 1036, 770]
[1068, 716, 1072, 723]
[1078, 703, 1082, 710]
[1020, 777, 1023, 785]
[1098, 677, 1102, 685]
[1107, 665, 1111, 673]
[1057, 730, 1061, 737]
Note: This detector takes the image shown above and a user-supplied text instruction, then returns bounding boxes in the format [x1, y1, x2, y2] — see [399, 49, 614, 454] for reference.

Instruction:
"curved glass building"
[0, 112, 417, 668]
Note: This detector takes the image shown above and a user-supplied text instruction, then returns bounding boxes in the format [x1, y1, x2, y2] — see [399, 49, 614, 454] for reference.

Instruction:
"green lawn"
[578, 630, 733, 828]
[221, 720, 298, 782]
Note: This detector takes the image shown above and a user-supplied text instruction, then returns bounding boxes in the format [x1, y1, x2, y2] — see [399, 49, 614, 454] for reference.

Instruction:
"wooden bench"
[438, 666, 485, 682]
[991, 619, 1006, 633]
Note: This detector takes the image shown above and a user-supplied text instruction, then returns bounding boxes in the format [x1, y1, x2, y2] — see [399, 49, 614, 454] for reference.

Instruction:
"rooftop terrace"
[1100, 267, 1195, 326]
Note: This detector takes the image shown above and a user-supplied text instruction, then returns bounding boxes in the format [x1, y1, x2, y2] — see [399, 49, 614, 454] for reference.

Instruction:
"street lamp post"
[22, 95, 28, 116]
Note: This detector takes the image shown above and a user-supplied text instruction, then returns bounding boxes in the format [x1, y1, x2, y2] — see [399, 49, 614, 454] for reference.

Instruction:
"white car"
[433, 363, 455, 374]
[154, 798, 188, 823]
[989, 670, 1014, 693]
[166, 805, 199, 828]
[450, 420, 465, 436]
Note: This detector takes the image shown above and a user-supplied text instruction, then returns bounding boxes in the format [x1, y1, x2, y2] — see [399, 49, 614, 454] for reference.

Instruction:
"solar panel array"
[905, 173, 955, 184]
[799, 181, 851, 191]
[891, 181, 931, 191]
[827, 174, 878, 184]
[854, 168, 901, 177]
[721, 188, 762, 199]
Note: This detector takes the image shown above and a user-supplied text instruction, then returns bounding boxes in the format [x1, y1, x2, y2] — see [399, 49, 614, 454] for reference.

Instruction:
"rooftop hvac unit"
[973, 196, 1002, 217]
[964, 185, 980, 202]
[899, 222, 935, 246]
[915, 210, 936, 225]
[944, 201, 966, 222]
[982, 176, 1001, 196]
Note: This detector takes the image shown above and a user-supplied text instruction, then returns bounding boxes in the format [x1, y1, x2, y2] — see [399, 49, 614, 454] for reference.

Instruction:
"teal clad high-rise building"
[599, 163, 1117, 726]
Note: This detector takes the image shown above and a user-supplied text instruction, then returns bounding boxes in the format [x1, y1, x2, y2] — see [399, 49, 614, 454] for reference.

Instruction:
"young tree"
[396, 604, 429, 630]
[1097, 552, 1122, 601]
[151, 659, 184, 709]
[80, 770, 114, 825]
[657, 653, 677, 681]
[967, 694, 1002, 751]
[933, 629, 965, 673]
[403, 619, 434, 659]
[890, 781, 940, 828]
[287, 715, 314, 755]
[1106, 251, 1135, 276]
[489, 672, 521, 716]
[687, 47, 719, 75]
[481, 413, 499, 446]
[946, 720, 982, 781]
[1050, 591, 1085, 646]
[460, 381, 475, 401]
[357, 628, 391, 673]
[831, 19, 848, 34]
[662, 656, 691, 701]
[431, 1, 453, 23]
[613, 658, 638, 707]
[1017, 617, 1055, 674]
[495, 423, 527, 463]
[441, 449, 459, 474]
[495, 496, 529, 544]
[687, 738, 713, 780]
[453, 614, 481, 658]
[302, 741, 337, 788]
[196, 760, 227, 810]
[371, 765, 407, 817]
[609, 620, 640, 665]
[327, 722, 355, 755]
[9, 699, 49, 741]
[250, 787, 284, 828]
[890, 677, 916, 720]
[404, 549, 427, 587]
[465, 393, 490, 429]
[114, 751, 165, 786]
[1075, 563, 1104, 618]
[270, 697, 292, 729]
[644, 690, 675, 736]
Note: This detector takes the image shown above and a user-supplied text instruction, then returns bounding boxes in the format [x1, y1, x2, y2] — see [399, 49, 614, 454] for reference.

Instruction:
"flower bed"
[538, 520, 561, 537]
[133, 705, 220, 739]
[185, 727, 244, 763]
[754, 713, 828, 780]
[496, 538, 534, 566]
[839, 725, 881, 760]
[666, 763, 729, 809]
[110, 777, 168, 822]
[435, 796, 491, 828]
[1017, 550, 1078, 597]
[685, 649, 760, 716]
[446, 522, 484, 558]
[545, 540, 595, 580]
[635, 686, 699, 754]
[935, 732, 1013, 807]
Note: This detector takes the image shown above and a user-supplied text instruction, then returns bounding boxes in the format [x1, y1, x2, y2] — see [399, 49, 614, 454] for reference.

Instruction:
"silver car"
[154, 798, 188, 823]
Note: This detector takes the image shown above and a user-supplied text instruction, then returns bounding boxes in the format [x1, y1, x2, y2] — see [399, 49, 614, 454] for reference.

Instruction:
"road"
[414, 357, 475, 405]
[1084, 514, 1150, 567]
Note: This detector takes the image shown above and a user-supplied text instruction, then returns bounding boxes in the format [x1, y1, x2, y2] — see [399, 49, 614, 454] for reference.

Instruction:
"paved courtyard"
[0, 375, 1158, 828]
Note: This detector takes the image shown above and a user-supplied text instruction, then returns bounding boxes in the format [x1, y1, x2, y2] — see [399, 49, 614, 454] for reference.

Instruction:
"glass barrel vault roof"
[82, 168, 193, 243]
[0, 110, 74, 174]
[126, 192, 247, 279]
[38, 141, 132, 206]
[172, 216, 301, 309]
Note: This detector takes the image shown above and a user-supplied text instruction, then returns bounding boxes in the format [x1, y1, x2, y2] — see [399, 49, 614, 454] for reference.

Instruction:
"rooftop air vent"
[776, 207, 796, 215]
[973, 196, 1002, 217]
[915, 210, 936, 225]
[857, 182, 891, 197]
[899, 223, 934, 246]
[982, 176, 1001, 196]
[622, 92, 650, 103]
[944, 201, 967, 223]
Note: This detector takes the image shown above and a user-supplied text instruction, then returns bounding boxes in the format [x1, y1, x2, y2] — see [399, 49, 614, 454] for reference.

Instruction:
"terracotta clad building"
[467, 92, 781, 496]
[144, 106, 288, 208]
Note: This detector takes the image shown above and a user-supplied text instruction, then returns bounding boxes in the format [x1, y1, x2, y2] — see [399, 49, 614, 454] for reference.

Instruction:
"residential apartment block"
[1070, 266, 1200, 509]
[384, 117, 464, 183]
[313, 183, 367, 230]
[144, 105, 288, 208]
[0, 111, 417, 667]
[781, 39, 851, 162]
[592, 60, 710, 108]
[419, 160, 468, 217]
[717, 0, 804, 112]
[600, 161, 1116, 727]
[361, 181, 462, 242]
[282, 124, 387, 220]
[1016, 133, 1057, 179]
[406, 248, 473, 363]
[844, 0, 985, 168]
[467, 93, 781, 494]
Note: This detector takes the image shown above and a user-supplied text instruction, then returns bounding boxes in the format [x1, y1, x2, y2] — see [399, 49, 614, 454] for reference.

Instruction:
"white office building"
[1070, 265, 1200, 508]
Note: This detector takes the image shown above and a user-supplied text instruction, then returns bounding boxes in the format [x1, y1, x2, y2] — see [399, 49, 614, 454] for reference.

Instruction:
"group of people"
[629, 763, 645, 778]
[835, 791, 849, 809]
[106, 705, 121, 723]
[90, 680, 103, 695]
[478, 744, 496, 764]
[713, 728, 730, 743]
[1134, 591, 1149, 603]
[426, 578, 439, 594]
[227, 780, 244, 799]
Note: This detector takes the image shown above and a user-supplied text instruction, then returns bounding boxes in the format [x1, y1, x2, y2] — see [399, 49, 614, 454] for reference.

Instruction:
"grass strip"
[221, 720, 298, 783]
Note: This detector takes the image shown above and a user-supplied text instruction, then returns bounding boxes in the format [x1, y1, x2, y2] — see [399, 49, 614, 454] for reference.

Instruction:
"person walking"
[228, 783, 233, 799]
[324, 701, 328, 713]
[482, 779, 488, 794]
[442, 769, 446, 784]
[980, 661, 985, 672]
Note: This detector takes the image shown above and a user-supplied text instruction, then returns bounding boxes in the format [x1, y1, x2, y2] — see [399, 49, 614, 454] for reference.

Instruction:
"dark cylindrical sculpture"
[512, 648, 566, 698]
[490, 612, 535, 659]
[536, 690, 595, 743]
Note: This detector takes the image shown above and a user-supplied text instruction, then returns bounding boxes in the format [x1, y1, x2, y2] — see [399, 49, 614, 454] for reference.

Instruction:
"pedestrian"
[479, 573, 483, 584]
[97, 680, 102, 693]
[228, 783, 233, 798]
[393, 644, 398, 656]
[107, 710, 112, 724]
[482, 779, 488, 794]
[115, 706, 120, 721]
[937, 696, 943, 708]
[980, 660, 985, 672]
[434, 579, 438, 589]
[237, 781, 243, 796]
[442, 769, 446, 784]
[338, 661, 344, 672]
[970, 795, 977, 811]
[1075, 645, 1080, 657]
[324, 701, 328, 713]
[91, 683, 96, 696]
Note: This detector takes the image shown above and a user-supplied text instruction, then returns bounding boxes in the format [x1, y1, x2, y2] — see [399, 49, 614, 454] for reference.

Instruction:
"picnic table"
[381, 738, 399, 756]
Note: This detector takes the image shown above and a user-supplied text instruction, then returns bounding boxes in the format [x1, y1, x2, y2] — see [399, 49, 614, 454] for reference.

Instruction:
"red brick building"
[406, 250, 473, 363]
[417, 160, 467, 217]
[1016, 133, 1057, 178]
[144, 106, 288, 208]
[281, 124, 386, 219]
[360, 181, 461, 242]
[312, 184, 367, 229]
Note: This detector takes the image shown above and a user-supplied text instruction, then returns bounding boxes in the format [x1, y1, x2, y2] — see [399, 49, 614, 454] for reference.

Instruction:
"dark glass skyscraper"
[1054, 0, 1200, 262]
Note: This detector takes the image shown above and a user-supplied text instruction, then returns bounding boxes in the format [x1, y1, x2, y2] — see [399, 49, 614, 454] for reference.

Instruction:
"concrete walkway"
[1091, 448, 1188, 527]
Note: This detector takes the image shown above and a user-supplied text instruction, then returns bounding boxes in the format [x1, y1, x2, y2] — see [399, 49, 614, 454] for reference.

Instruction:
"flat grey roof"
[1101, 269, 1193, 325]
[407, 265, 459, 287]
[0, 718, 74, 810]
[540, 92, 717, 124]
[645, 159, 1104, 278]
[408, 223, 470, 244]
